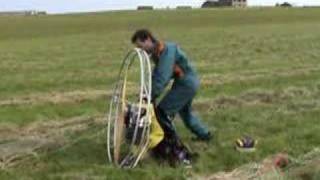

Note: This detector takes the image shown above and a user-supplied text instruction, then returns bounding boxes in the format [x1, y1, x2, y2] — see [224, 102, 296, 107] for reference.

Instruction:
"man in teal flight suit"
[131, 29, 212, 145]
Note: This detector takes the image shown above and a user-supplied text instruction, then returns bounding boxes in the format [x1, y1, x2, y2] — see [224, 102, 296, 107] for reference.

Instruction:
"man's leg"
[152, 86, 193, 164]
[155, 85, 191, 138]
[154, 106, 177, 139]
[179, 99, 211, 140]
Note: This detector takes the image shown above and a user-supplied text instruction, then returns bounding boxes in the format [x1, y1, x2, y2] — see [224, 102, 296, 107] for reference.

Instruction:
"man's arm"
[151, 45, 176, 101]
[176, 45, 188, 59]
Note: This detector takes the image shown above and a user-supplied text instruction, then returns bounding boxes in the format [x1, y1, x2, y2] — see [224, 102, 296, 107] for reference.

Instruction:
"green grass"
[0, 98, 106, 126]
[0, 8, 320, 179]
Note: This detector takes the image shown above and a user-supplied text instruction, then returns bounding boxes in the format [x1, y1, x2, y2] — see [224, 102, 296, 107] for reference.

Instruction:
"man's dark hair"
[131, 29, 157, 43]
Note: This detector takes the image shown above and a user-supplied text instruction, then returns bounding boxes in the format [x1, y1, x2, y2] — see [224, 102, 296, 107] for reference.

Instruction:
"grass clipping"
[202, 148, 320, 180]
[0, 116, 102, 169]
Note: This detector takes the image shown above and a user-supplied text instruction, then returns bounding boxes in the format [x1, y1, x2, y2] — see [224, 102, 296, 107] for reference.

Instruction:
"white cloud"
[249, 0, 320, 6]
[0, 0, 319, 13]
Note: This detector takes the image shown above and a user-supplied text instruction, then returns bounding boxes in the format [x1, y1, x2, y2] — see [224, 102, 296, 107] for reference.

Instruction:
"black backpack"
[151, 135, 197, 167]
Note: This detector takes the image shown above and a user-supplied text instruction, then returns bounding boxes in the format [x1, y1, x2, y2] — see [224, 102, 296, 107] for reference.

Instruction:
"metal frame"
[107, 48, 152, 168]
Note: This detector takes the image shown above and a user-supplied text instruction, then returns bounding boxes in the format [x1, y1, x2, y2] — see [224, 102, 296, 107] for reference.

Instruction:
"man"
[131, 29, 211, 141]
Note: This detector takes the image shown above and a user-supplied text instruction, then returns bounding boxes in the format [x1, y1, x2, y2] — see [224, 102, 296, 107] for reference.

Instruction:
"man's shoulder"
[159, 42, 179, 60]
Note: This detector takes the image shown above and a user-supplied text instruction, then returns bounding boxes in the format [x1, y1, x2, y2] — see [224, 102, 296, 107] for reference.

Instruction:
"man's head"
[131, 29, 157, 53]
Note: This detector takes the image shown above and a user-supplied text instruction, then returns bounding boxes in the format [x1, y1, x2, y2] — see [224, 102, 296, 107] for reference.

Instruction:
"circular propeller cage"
[107, 48, 152, 168]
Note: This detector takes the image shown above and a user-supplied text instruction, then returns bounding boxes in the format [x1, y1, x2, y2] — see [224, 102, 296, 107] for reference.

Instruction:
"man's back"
[151, 42, 200, 100]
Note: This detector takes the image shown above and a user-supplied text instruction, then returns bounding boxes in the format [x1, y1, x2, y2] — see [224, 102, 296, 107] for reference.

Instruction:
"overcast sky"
[0, 0, 319, 14]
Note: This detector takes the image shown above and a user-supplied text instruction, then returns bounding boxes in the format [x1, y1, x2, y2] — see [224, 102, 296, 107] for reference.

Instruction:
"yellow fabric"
[127, 103, 164, 149]
[148, 105, 164, 148]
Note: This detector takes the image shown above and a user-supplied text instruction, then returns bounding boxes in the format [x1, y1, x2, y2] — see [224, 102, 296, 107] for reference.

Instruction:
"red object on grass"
[274, 153, 289, 169]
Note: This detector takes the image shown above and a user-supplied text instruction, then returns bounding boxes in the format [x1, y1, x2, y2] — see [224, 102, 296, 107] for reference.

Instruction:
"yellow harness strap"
[148, 105, 164, 148]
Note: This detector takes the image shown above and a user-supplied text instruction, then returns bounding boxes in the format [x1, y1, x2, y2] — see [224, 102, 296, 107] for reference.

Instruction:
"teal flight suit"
[151, 42, 209, 139]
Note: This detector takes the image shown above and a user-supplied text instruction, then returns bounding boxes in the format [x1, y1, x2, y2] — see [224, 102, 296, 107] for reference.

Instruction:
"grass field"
[0, 8, 320, 179]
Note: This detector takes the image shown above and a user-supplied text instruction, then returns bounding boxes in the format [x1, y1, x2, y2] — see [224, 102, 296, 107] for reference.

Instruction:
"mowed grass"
[0, 8, 320, 179]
